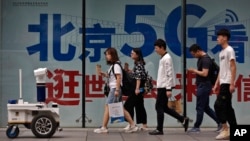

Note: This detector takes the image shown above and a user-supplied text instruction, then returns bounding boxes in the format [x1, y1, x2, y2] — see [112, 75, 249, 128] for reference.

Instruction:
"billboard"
[1, 0, 249, 127]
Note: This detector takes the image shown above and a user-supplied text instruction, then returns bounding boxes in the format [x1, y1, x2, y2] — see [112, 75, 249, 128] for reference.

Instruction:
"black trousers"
[124, 92, 147, 124]
[156, 88, 184, 132]
[214, 84, 237, 127]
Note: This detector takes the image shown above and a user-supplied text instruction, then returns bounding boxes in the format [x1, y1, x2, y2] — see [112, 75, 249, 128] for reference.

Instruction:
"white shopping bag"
[108, 102, 125, 123]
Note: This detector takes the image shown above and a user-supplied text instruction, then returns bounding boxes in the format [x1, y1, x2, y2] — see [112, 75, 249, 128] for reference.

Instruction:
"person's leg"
[149, 88, 165, 135]
[123, 108, 139, 133]
[124, 93, 136, 121]
[94, 88, 117, 133]
[193, 84, 208, 128]
[163, 92, 189, 131]
[194, 87, 207, 128]
[124, 108, 135, 125]
[102, 105, 109, 128]
[225, 87, 237, 128]
[202, 82, 220, 125]
[135, 92, 147, 126]
[214, 84, 230, 139]
[204, 97, 220, 125]
[155, 88, 167, 132]
[163, 90, 185, 123]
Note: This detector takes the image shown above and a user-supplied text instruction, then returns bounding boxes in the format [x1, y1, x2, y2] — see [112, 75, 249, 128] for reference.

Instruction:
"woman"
[94, 47, 138, 133]
[124, 48, 148, 130]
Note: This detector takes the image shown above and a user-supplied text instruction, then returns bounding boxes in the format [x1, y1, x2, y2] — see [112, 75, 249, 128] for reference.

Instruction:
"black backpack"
[144, 71, 153, 93]
[111, 62, 135, 96]
[208, 56, 220, 85]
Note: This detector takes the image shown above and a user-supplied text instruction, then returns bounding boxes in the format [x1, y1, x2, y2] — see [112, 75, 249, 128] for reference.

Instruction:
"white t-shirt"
[219, 46, 236, 84]
[108, 64, 123, 88]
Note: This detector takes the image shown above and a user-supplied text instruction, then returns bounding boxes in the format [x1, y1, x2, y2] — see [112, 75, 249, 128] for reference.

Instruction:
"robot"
[6, 68, 62, 138]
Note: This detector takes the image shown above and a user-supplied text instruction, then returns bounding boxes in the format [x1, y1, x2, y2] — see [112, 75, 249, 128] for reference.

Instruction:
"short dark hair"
[189, 44, 202, 52]
[217, 28, 231, 40]
[154, 39, 166, 50]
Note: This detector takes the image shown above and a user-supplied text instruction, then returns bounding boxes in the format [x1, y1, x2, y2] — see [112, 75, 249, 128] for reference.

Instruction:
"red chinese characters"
[44, 69, 249, 106]
[46, 69, 81, 105]
[235, 74, 250, 102]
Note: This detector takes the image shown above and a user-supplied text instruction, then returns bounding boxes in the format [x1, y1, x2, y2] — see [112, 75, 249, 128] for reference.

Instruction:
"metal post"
[82, 0, 86, 128]
[19, 69, 22, 99]
[181, 0, 187, 118]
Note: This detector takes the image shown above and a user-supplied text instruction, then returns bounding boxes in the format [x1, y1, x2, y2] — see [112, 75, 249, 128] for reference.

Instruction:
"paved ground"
[0, 127, 223, 141]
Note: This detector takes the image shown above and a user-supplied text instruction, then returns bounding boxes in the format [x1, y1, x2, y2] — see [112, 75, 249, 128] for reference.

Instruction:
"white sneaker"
[125, 125, 139, 133]
[123, 124, 130, 130]
[139, 126, 149, 131]
[94, 127, 108, 133]
[215, 129, 229, 140]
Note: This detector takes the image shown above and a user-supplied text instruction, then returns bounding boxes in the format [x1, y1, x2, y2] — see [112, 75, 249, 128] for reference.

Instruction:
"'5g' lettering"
[121, 5, 157, 57]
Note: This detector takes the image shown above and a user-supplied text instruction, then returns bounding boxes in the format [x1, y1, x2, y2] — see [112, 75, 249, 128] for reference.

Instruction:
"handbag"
[108, 100, 125, 123]
[104, 83, 110, 97]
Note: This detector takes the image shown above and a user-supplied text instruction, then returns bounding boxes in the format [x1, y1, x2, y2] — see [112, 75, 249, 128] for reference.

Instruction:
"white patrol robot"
[6, 68, 62, 138]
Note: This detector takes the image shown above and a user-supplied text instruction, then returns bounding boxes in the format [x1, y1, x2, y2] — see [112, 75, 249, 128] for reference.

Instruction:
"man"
[149, 39, 189, 135]
[213, 28, 237, 140]
[187, 44, 221, 133]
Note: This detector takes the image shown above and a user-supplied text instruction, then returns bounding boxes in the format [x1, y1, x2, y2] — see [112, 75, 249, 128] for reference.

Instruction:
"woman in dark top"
[124, 48, 148, 130]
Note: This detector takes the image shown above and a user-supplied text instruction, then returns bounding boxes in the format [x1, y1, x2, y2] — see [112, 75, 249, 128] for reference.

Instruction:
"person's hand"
[99, 72, 107, 77]
[115, 90, 119, 96]
[213, 85, 219, 94]
[187, 67, 196, 73]
[166, 91, 172, 98]
[135, 88, 140, 95]
[230, 84, 235, 93]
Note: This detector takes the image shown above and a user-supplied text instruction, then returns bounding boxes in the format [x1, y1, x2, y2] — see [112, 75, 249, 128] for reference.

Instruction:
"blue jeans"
[105, 88, 122, 104]
[194, 81, 220, 128]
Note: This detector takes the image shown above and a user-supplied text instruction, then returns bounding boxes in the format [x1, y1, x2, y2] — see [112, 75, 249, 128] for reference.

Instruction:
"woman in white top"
[94, 47, 138, 133]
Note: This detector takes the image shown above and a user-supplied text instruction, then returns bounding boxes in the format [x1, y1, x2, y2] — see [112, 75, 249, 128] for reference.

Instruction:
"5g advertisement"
[1, 0, 249, 127]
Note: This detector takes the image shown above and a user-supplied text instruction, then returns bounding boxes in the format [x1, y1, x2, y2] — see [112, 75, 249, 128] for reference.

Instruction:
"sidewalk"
[0, 127, 220, 141]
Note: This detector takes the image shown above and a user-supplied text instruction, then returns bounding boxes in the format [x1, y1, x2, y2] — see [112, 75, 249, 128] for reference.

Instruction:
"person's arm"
[165, 57, 174, 97]
[115, 74, 122, 90]
[135, 79, 141, 94]
[189, 68, 209, 77]
[188, 57, 209, 77]
[214, 71, 220, 87]
[212, 70, 220, 94]
[134, 63, 143, 94]
[230, 59, 236, 93]
[113, 64, 122, 96]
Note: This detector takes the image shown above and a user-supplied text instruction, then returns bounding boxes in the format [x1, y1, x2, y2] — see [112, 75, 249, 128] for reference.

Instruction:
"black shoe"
[183, 117, 189, 132]
[148, 129, 164, 135]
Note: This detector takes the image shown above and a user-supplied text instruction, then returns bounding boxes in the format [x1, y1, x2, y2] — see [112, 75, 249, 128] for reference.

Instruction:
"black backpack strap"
[111, 62, 123, 80]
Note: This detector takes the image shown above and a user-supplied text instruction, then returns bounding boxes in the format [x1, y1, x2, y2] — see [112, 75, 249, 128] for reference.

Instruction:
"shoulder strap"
[205, 55, 219, 71]
[111, 62, 123, 80]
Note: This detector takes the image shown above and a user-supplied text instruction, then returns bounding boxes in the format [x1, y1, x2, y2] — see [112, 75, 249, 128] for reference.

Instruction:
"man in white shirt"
[213, 28, 237, 140]
[149, 39, 189, 135]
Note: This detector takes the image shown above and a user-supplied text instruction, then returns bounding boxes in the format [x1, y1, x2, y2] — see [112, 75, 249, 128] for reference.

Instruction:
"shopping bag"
[168, 96, 183, 114]
[108, 102, 125, 123]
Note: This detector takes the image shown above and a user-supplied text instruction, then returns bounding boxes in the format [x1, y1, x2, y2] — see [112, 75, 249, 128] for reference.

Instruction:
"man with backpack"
[187, 44, 222, 133]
